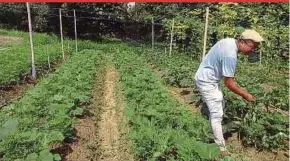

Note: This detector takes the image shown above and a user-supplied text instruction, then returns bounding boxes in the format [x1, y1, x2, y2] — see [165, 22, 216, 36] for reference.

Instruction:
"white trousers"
[195, 81, 226, 151]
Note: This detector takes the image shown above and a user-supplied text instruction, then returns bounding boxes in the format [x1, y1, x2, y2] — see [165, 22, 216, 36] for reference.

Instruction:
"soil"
[63, 59, 133, 161]
[98, 67, 121, 161]
[97, 61, 133, 161]
[64, 116, 98, 161]
[0, 84, 34, 108]
[0, 36, 23, 46]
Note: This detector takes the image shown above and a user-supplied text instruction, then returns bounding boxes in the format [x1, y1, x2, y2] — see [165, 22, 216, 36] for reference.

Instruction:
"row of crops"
[0, 29, 74, 84]
[0, 49, 102, 160]
[113, 45, 222, 160]
[134, 46, 289, 150]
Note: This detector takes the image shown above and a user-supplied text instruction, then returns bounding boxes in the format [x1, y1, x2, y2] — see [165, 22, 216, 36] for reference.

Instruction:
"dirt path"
[150, 64, 289, 161]
[59, 58, 132, 161]
[98, 62, 133, 161]
[0, 36, 23, 46]
[98, 66, 120, 161]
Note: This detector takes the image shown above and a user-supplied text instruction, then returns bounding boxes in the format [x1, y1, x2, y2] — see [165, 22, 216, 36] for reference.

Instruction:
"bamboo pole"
[74, 9, 78, 53]
[152, 17, 154, 50]
[202, 7, 209, 61]
[169, 19, 175, 56]
[59, 9, 64, 60]
[259, 43, 262, 66]
[26, 2, 36, 78]
[46, 44, 50, 70]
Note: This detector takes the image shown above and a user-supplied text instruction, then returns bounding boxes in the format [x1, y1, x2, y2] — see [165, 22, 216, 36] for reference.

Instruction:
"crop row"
[0, 29, 74, 84]
[113, 44, 221, 160]
[0, 49, 101, 160]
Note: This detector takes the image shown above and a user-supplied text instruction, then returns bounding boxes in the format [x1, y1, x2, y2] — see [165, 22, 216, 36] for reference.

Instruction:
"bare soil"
[97, 64, 133, 161]
[98, 67, 120, 161]
[64, 116, 98, 161]
[0, 36, 23, 46]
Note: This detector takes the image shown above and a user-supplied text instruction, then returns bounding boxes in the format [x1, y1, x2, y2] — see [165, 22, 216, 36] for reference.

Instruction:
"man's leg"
[196, 82, 226, 151]
[208, 104, 226, 151]
[207, 92, 226, 151]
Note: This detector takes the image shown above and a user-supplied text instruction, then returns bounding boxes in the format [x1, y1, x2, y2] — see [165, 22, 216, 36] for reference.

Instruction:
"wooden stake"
[74, 9, 78, 53]
[169, 19, 175, 56]
[59, 9, 64, 60]
[26, 2, 36, 79]
[46, 44, 50, 70]
[152, 17, 154, 50]
[259, 44, 262, 66]
[202, 7, 209, 61]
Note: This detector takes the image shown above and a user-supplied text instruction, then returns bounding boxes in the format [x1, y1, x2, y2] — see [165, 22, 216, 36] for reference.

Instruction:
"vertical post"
[59, 8, 64, 60]
[202, 7, 209, 60]
[169, 19, 175, 56]
[46, 44, 51, 70]
[74, 9, 78, 53]
[259, 49, 262, 66]
[165, 47, 167, 55]
[152, 17, 154, 50]
[26, 2, 36, 79]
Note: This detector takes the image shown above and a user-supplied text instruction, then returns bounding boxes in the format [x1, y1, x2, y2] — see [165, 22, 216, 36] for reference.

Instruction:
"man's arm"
[224, 77, 255, 102]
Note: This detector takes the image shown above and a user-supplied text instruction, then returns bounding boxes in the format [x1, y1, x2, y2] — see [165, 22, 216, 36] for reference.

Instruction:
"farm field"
[0, 2, 289, 161]
[0, 38, 288, 161]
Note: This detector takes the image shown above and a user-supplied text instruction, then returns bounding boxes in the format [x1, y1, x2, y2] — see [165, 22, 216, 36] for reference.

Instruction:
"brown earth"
[0, 36, 23, 46]
[97, 62, 133, 161]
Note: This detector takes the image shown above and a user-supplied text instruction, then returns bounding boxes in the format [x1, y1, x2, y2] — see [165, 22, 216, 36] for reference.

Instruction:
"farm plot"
[0, 29, 74, 85]
[0, 49, 101, 161]
[135, 47, 289, 152]
[113, 44, 222, 160]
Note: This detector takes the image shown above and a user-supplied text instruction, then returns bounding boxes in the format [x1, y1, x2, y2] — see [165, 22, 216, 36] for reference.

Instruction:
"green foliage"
[0, 120, 18, 140]
[0, 3, 51, 31]
[114, 44, 219, 160]
[70, 107, 84, 117]
[137, 45, 289, 150]
[0, 49, 101, 160]
[192, 141, 220, 160]
[0, 28, 75, 84]
[158, 3, 288, 61]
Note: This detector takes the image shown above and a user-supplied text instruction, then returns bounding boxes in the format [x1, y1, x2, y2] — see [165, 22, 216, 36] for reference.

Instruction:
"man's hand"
[224, 77, 255, 102]
[243, 93, 255, 102]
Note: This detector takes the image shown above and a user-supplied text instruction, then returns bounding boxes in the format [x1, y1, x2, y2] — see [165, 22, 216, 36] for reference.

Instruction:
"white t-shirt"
[195, 38, 238, 84]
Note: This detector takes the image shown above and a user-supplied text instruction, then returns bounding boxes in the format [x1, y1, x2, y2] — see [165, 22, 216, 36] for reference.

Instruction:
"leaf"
[52, 94, 65, 102]
[26, 153, 39, 161]
[192, 141, 220, 160]
[220, 156, 233, 161]
[39, 150, 54, 161]
[48, 131, 65, 143]
[153, 151, 162, 158]
[53, 154, 62, 161]
[179, 78, 191, 87]
[235, 26, 245, 34]
[70, 107, 84, 116]
[0, 119, 18, 139]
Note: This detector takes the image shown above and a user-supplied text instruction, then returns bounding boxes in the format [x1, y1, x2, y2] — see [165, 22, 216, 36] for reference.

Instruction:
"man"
[194, 29, 264, 152]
